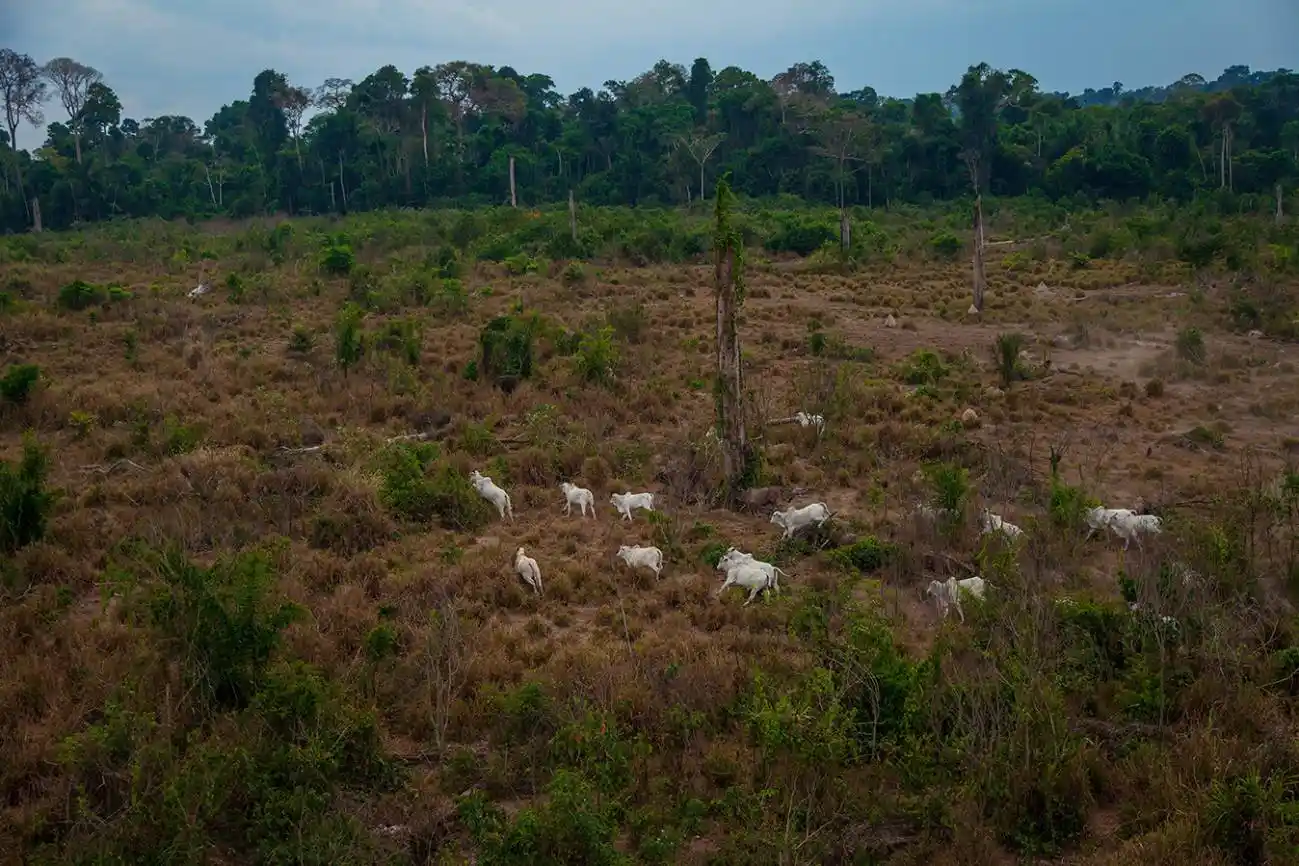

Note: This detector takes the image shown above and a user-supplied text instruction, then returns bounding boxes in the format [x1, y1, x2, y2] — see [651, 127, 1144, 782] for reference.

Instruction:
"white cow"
[978, 508, 1024, 540]
[715, 562, 778, 606]
[1109, 512, 1163, 550]
[610, 491, 655, 521]
[925, 575, 989, 623]
[469, 470, 513, 521]
[514, 546, 542, 595]
[794, 411, 826, 434]
[559, 481, 595, 518]
[716, 548, 788, 593]
[616, 544, 664, 578]
[770, 502, 831, 539]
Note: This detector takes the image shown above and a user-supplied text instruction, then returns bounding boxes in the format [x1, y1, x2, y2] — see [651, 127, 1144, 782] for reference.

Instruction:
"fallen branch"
[386, 432, 432, 443]
[81, 459, 146, 475]
[278, 444, 325, 455]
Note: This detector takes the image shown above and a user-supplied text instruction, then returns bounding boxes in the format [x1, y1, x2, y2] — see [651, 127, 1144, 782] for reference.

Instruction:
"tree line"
[0, 47, 1296, 234]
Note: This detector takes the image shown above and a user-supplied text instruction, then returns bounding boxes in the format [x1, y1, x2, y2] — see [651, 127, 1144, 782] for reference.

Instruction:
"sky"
[5, 0, 1297, 147]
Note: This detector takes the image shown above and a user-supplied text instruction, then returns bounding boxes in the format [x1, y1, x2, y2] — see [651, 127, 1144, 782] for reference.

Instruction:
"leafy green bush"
[0, 363, 41, 405]
[107, 545, 302, 711]
[57, 279, 107, 310]
[319, 237, 355, 275]
[334, 302, 366, 374]
[574, 326, 619, 384]
[830, 536, 894, 573]
[378, 442, 493, 530]
[763, 213, 837, 256]
[479, 315, 536, 389]
[929, 230, 962, 260]
[924, 462, 970, 515]
[0, 434, 55, 554]
[901, 348, 949, 386]
[993, 332, 1028, 387]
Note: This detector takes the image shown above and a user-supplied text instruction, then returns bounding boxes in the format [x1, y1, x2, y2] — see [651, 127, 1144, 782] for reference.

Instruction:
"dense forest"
[0, 48, 1297, 233]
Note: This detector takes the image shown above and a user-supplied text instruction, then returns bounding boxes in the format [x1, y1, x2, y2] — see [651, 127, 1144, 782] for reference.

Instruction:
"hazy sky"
[6, 0, 1297, 146]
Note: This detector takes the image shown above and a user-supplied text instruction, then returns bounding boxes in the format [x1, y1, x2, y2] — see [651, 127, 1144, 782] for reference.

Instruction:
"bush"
[479, 315, 536, 389]
[319, 238, 355, 275]
[574, 326, 619, 384]
[763, 214, 837, 256]
[57, 279, 107, 311]
[830, 536, 894, 573]
[0, 434, 55, 554]
[334, 302, 366, 374]
[1175, 326, 1207, 365]
[901, 349, 948, 386]
[924, 462, 969, 515]
[929, 231, 962, 260]
[106, 545, 301, 711]
[378, 442, 493, 530]
[993, 332, 1028, 388]
[0, 363, 41, 405]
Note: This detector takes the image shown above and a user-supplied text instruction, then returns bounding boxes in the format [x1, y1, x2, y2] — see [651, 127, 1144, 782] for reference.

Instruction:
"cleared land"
[2, 213, 1298, 865]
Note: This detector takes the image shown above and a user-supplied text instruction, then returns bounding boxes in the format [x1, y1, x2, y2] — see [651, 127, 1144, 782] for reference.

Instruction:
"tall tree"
[0, 49, 48, 221]
[951, 63, 1035, 312]
[273, 81, 312, 169]
[42, 57, 100, 164]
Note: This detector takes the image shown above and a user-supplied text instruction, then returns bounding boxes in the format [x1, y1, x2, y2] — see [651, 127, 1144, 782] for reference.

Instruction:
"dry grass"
[2, 222, 1299, 864]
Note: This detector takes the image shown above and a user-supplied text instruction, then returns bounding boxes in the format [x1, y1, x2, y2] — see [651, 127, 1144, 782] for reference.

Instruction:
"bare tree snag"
[31, 197, 41, 233]
[1277, 183, 1284, 224]
[509, 156, 517, 208]
[568, 189, 577, 241]
[840, 209, 851, 253]
[713, 174, 754, 502]
[971, 194, 987, 313]
[677, 132, 725, 203]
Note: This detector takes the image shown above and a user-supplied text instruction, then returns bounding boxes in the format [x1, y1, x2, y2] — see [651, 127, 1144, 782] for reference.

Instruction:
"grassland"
[2, 203, 1298, 865]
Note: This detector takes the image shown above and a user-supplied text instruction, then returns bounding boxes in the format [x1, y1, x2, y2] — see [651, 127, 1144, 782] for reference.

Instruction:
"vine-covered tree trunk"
[713, 175, 750, 500]
[971, 194, 986, 312]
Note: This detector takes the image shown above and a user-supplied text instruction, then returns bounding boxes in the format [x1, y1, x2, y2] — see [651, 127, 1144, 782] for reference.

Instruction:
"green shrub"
[479, 315, 536, 389]
[929, 231, 962, 260]
[924, 462, 969, 515]
[375, 316, 422, 365]
[57, 279, 107, 310]
[319, 238, 355, 275]
[334, 302, 366, 374]
[0, 434, 55, 554]
[606, 301, 647, 343]
[288, 325, 313, 354]
[764, 214, 837, 256]
[0, 363, 41, 405]
[993, 332, 1028, 388]
[829, 536, 894, 573]
[378, 442, 493, 530]
[901, 348, 948, 386]
[574, 326, 619, 384]
[1176, 326, 1207, 364]
[106, 545, 302, 711]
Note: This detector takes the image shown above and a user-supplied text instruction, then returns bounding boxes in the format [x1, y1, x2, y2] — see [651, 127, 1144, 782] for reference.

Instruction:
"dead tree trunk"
[509, 156, 517, 208]
[971, 195, 987, 313]
[31, 197, 42, 233]
[839, 208, 851, 253]
[1276, 183, 1284, 224]
[713, 175, 751, 501]
[568, 189, 577, 241]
